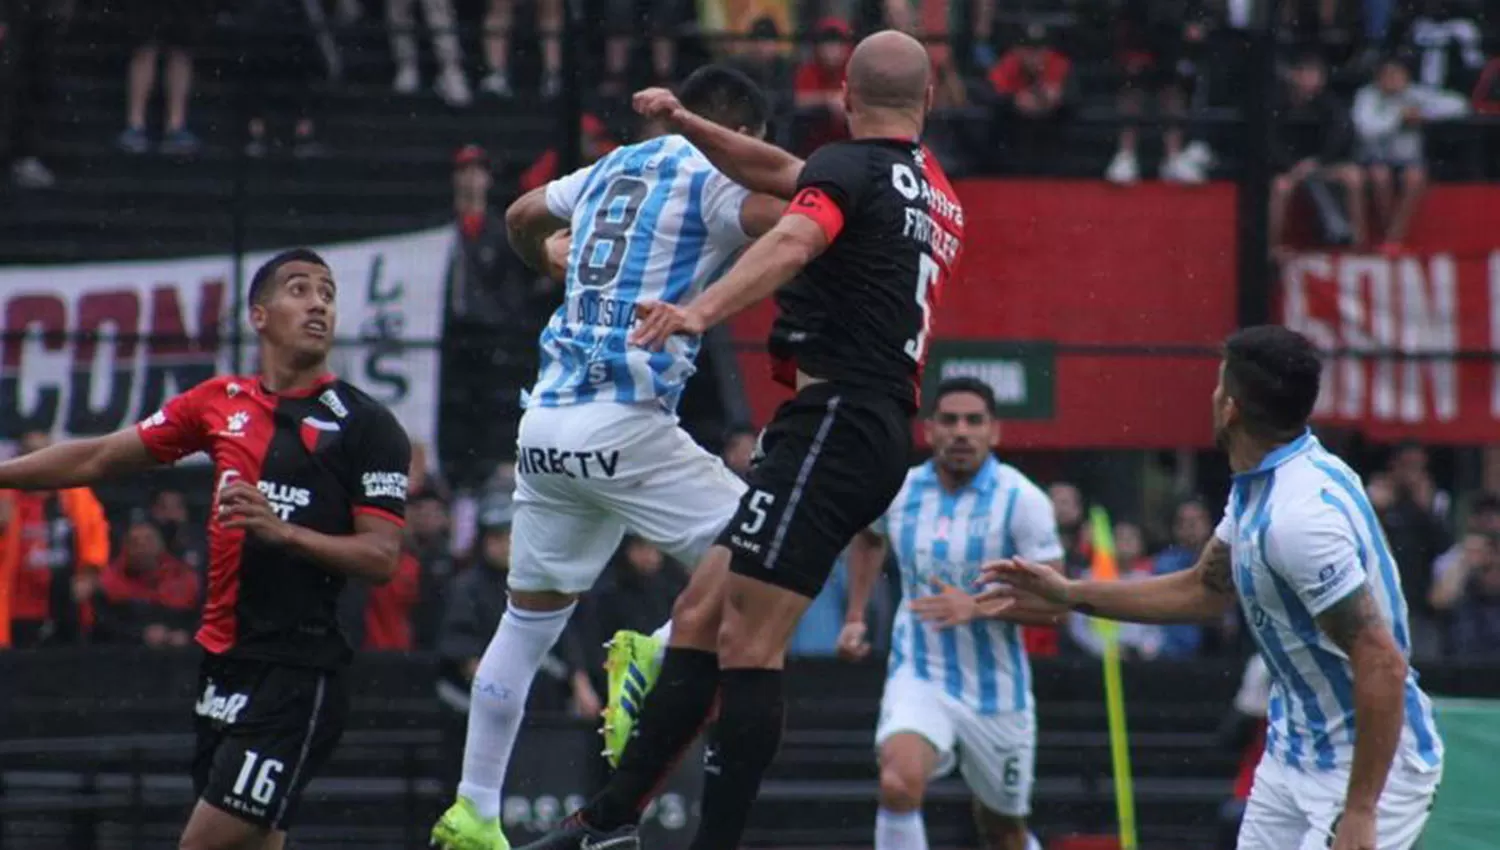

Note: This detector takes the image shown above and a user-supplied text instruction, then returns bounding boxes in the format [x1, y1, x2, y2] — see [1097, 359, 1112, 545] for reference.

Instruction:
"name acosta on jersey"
[257, 480, 311, 520]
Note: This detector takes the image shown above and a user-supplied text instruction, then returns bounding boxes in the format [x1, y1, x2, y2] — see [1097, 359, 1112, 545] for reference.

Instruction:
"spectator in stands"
[435, 504, 597, 787]
[1114, 521, 1154, 576]
[1431, 492, 1500, 581]
[0, 432, 109, 649]
[1402, 0, 1486, 94]
[726, 17, 793, 110]
[1367, 465, 1449, 659]
[116, 2, 206, 155]
[988, 24, 1073, 174]
[147, 487, 205, 579]
[359, 547, 422, 650]
[239, 0, 327, 157]
[479, 0, 561, 98]
[387, 0, 472, 106]
[91, 520, 198, 647]
[0, 0, 62, 187]
[409, 490, 459, 649]
[1048, 481, 1090, 575]
[792, 18, 853, 154]
[1268, 52, 1365, 256]
[1150, 497, 1213, 658]
[446, 145, 531, 325]
[1353, 55, 1469, 253]
[720, 423, 758, 479]
[1106, 0, 1214, 184]
[1428, 530, 1500, 658]
[577, 537, 687, 672]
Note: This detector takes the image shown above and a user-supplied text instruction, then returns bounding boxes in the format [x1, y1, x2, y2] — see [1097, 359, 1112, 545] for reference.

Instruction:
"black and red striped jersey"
[772, 138, 965, 411]
[137, 374, 411, 669]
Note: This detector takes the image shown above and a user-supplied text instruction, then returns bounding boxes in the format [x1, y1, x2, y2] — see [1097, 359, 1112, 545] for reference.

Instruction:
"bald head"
[845, 30, 930, 114]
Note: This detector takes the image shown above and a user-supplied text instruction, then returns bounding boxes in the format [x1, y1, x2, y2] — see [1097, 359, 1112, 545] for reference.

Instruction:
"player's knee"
[878, 762, 926, 811]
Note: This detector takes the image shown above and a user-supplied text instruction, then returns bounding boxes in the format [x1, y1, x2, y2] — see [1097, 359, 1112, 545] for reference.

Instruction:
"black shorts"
[191, 653, 348, 830]
[719, 382, 911, 598]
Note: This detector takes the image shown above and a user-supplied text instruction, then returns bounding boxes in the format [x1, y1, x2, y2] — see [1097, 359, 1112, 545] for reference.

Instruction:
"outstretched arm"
[0, 429, 159, 490]
[981, 537, 1237, 624]
[635, 87, 805, 199]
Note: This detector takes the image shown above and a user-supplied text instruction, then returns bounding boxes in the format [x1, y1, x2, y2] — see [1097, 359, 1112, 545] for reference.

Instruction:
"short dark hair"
[1222, 325, 1323, 439]
[678, 65, 770, 134]
[929, 376, 998, 417]
[248, 248, 329, 308]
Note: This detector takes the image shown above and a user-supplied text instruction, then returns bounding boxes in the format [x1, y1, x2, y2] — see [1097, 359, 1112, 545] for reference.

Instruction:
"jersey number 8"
[578, 177, 650, 289]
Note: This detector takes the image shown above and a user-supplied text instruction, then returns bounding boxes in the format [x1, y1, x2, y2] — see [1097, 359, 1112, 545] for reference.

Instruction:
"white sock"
[456, 603, 576, 819]
[875, 808, 929, 850]
[650, 620, 672, 663]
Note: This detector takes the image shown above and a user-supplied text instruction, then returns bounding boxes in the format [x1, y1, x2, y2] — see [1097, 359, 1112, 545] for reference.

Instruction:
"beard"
[1213, 419, 1231, 452]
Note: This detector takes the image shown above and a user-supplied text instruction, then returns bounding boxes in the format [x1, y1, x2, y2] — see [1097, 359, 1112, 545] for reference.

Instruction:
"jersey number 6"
[578, 177, 650, 290]
[904, 253, 940, 363]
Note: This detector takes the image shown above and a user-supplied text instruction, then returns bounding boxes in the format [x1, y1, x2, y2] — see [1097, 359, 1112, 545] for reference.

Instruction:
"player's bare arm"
[505, 186, 569, 274]
[631, 214, 828, 349]
[838, 528, 888, 660]
[1317, 585, 1407, 842]
[634, 86, 804, 199]
[0, 428, 159, 490]
[980, 537, 1236, 623]
[219, 481, 403, 584]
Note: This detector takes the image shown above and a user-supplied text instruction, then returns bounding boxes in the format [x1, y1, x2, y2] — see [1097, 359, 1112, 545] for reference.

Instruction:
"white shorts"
[508, 402, 747, 594]
[1238, 754, 1442, 850]
[874, 670, 1035, 817]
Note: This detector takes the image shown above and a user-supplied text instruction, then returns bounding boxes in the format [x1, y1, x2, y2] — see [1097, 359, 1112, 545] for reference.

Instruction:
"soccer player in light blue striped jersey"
[985, 326, 1444, 850]
[432, 65, 789, 850]
[839, 377, 1060, 850]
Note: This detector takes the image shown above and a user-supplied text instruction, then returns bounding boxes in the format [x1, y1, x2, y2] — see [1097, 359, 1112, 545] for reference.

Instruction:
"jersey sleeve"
[701, 169, 752, 246]
[1263, 499, 1368, 617]
[350, 408, 413, 527]
[787, 144, 868, 242]
[135, 381, 215, 463]
[544, 161, 600, 220]
[1009, 481, 1066, 562]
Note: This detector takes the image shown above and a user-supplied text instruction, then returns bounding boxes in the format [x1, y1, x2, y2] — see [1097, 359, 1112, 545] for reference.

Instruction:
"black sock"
[582, 647, 720, 830]
[688, 668, 785, 850]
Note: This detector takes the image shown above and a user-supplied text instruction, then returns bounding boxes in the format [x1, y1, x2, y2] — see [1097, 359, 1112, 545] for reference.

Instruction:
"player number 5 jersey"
[530, 135, 753, 412]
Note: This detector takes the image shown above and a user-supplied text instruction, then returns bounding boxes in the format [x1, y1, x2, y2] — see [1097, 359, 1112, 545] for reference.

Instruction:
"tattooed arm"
[1319, 586, 1407, 820]
[981, 538, 1237, 624]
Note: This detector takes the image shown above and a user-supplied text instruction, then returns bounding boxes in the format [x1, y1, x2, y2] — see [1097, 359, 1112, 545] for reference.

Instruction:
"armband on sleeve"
[787, 187, 845, 242]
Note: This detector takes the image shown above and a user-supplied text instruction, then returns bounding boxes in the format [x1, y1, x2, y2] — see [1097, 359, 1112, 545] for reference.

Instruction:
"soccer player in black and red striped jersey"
[0, 249, 411, 850]
[524, 29, 965, 850]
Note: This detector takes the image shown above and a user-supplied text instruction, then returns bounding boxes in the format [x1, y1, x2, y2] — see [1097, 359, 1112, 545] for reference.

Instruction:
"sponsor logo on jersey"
[361, 471, 409, 501]
[140, 409, 167, 429]
[194, 681, 250, 724]
[319, 389, 349, 419]
[516, 447, 621, 479]
[258, 480, 312, 519]
[218, 410, 250, 437]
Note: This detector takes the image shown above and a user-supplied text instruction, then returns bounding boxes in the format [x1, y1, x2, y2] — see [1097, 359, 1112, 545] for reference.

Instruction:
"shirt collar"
[1233, 428, 1318, 481]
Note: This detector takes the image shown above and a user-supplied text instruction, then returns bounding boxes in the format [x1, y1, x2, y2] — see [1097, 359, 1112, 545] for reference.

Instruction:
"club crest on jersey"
[218, 411, 250, 437]
[299, 416, 341, 454]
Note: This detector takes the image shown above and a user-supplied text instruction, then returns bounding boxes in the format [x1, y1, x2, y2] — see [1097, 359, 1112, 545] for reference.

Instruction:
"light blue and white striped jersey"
[876, 457, 1064, 716]
[528, 135, 753, 412]
[1216, 430, 1444, 774]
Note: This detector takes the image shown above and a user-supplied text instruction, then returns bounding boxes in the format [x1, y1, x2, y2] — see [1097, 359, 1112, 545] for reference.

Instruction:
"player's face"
[253, 261, 337, 363]
[926, 391, 997, 476]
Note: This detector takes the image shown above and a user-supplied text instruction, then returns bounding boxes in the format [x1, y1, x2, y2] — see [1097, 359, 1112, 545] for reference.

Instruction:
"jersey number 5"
[578, 177, 649, 290]
[903, 253, 940, 363]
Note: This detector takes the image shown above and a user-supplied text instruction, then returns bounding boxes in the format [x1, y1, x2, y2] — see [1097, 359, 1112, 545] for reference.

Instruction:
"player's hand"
[544, 229, 571, 282]
[911, 580, 979, 628]
[978, 558, 1074, 607]
[630, 300, 705, 350]
[633, 87, 688, 127]
[218, 481, 294, 547]
[1330, 807, 1377, 850]
[836, 620, 871, 661]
